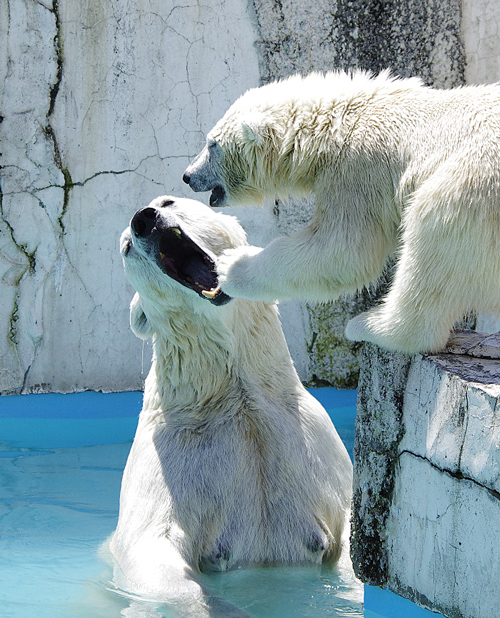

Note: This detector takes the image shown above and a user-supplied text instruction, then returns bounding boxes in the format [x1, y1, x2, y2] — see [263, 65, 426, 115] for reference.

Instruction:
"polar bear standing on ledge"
[112, 196, 352, 617]
[183, 71, 500, 354]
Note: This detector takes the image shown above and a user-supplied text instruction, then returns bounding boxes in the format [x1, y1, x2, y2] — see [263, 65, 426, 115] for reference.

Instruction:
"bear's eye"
[208, 140, 218, 150]
[160, 199, 174, 208]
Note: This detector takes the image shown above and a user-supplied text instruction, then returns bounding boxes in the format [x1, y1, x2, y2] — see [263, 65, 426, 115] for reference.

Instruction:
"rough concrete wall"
[253, 0, 464, 86]
[350, 343, 412, 583]
[462, 0, 500, 85]
[351, 331, 500, 618]
[0, 0, 260, 394]
[251, 0, 465, 388]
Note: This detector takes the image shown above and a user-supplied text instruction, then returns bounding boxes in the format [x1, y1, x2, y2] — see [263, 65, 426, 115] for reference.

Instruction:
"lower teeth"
[201, 286, 221, 299]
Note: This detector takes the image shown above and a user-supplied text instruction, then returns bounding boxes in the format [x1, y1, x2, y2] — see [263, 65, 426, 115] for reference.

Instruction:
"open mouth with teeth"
[158, 227, 231, 306]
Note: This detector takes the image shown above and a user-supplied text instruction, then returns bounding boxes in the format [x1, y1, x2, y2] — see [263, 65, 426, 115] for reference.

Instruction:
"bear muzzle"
[183, 172, 227, 208]
[209, 185, 227, 207]
[129, 206, 231, 306]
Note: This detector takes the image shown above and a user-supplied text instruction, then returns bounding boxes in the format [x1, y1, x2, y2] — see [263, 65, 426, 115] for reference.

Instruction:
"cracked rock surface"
[0, 0, 260, 394]
[352, 330, 500, 618]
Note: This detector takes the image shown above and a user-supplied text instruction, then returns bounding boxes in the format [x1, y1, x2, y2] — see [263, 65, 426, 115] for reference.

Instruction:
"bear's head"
[120, 196, 246, 338]
[183, 73, 369, 208]
[183, 77, 327, 208]
[182, 111, 277, 208]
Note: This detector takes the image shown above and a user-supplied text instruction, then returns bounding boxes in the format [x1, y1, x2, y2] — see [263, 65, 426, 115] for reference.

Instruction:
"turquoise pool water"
[0, 389, 363, 618]
[0, 389, 442, 618]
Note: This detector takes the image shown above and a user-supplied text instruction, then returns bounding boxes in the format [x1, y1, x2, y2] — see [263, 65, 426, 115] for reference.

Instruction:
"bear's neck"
[141, 300, 300, 420]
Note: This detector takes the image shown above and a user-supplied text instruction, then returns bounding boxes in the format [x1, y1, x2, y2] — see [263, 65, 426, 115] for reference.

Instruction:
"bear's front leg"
[216, 228, 356, 303]
[345, 309, 400, 351]
[345, 262, 462, 355]
[216, 239, 337, 303]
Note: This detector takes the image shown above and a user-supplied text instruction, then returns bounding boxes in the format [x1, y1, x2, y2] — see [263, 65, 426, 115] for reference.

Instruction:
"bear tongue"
[160, 254, 178, 275]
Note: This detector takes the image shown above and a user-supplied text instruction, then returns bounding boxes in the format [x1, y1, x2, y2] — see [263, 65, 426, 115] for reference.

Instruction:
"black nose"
[182, 172, 190, 185]
[131, 207, 157, 237]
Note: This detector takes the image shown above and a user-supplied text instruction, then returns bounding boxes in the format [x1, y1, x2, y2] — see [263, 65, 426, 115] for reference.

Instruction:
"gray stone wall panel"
[352, 331, 500, 617]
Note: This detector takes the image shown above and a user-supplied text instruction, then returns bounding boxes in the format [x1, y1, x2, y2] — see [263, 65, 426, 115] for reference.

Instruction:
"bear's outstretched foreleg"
[217, 216, 392, 303]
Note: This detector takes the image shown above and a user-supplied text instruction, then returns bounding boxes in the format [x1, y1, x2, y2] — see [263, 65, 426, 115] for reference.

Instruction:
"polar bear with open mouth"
[111, 196, 352, 617]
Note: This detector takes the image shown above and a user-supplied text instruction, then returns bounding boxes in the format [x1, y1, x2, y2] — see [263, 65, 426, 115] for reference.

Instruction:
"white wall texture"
[462, 0, 500, 84]
[1, 0, 499, 395]
[0, 0, 264, 394]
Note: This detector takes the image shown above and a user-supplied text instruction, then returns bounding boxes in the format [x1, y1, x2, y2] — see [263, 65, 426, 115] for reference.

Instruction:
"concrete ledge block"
[351, 330, 500, 618]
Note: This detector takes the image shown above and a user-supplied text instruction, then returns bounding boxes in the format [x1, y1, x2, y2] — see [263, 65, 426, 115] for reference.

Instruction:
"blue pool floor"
[0, 389, 442, 618]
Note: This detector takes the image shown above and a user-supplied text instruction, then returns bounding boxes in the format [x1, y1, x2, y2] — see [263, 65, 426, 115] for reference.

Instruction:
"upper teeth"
[172, 228, 181, 237]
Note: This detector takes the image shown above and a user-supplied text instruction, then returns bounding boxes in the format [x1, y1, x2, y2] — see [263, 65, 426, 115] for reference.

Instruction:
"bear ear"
[241, 111, 267, 147]
[130, 293, 154, 340]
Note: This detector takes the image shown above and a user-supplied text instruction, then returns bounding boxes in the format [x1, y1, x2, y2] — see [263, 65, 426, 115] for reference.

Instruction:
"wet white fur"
[111, 196, 352, 617]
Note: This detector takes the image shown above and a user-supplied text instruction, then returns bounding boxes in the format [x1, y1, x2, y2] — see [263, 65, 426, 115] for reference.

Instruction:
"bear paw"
[345, 311, 373, 343]
[346, 310, 441, 354]
[345, 310, 399, 351]
[216, 245, 265, 300]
